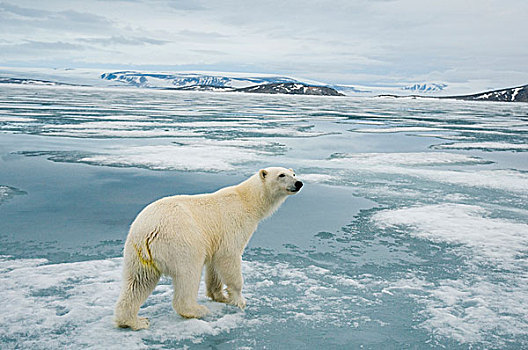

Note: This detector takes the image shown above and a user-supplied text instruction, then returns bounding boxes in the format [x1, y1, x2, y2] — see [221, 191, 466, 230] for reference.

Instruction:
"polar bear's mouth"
[287, 181, 303, 193]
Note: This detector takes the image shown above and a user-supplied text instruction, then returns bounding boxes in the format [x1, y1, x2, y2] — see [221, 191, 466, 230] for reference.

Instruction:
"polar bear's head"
[259, 167, 303, 195]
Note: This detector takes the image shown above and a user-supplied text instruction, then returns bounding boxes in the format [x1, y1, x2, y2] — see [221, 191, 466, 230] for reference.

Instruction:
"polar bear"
[114, 167, 303, 330]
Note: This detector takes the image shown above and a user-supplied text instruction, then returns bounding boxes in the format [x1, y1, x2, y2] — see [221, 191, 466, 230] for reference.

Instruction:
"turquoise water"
[0, 85, 527, 349]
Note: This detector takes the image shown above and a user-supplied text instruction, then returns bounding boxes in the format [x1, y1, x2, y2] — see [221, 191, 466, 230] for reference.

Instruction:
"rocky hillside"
[236, 83, 344, 96]
[100, 71, 343, 95]
[100, 71, 303, 89]
[444, 84, 528, 102]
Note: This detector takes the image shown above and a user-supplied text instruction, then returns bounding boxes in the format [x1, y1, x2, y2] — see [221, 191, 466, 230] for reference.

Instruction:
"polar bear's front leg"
[214, 255, 246, 309]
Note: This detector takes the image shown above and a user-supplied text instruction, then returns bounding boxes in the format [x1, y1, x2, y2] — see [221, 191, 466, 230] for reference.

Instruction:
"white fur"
[114, 167, 301, 330]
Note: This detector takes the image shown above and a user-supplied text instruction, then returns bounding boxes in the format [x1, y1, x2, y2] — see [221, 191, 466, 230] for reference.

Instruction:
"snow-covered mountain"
[333, 82, 449, 96]
[0, 67, 119, 87]
[100, 71, 307, 89]
[2, 67, 526, 101]
[99, 71, 344, 96]
[402, 83, 447, 93]
[330, 84, 370, 94]
[237, 83, 344, 96]
[0, 77, 77, 86]
[443, 84, 528, 103]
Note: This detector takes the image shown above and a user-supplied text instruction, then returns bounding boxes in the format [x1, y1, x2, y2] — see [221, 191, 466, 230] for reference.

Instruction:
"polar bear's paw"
[207, 291, 229, 303]
[116, 316, 150, 331]
[132, 317, 150, 330]
[228, 294, 246, 310]
[177, 304, 210, 319]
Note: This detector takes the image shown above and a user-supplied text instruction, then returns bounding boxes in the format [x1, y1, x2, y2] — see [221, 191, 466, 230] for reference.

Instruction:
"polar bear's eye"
[278, 173, 285, 178]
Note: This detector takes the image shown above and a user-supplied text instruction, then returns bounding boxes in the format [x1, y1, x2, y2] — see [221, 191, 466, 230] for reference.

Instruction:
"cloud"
[0, 0, 527, 88]
[0, 40, 87, 62]
[0, 1, 48, 17]
[0, 2, 114, 36]
[77, 36, 170, 46]
[175, 30, 227, 40]
[0, 40, 84, 52]
[167, 0, 206, 11]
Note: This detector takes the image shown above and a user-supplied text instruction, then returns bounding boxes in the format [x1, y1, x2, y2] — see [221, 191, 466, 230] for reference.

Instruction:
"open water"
[0, 85, 527, 349]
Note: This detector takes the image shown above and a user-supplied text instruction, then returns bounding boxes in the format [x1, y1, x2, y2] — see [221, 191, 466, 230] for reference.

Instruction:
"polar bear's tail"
[132, 239, 160, 274]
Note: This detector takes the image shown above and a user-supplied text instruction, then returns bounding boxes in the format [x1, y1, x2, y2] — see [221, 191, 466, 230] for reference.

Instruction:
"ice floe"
[327, 152, 491, 166]
[350, 126, 443, 133]
[0, 256, 377, 349]
[374, 204, 528, 345]
[0, 185, 26, 205]
[434, 142, 528, 151]
[372, 203, 528, 265]
[17, 137, 287, 173]
[300, 153, 527, 195]
[78, 144, 259, 172]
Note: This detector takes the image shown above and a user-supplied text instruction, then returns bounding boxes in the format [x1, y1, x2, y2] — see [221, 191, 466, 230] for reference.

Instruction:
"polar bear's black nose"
[295, 181, 303, 190]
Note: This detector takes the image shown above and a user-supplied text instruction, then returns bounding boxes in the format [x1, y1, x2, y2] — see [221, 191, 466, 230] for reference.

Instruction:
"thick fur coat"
[114, 167, 303, 330]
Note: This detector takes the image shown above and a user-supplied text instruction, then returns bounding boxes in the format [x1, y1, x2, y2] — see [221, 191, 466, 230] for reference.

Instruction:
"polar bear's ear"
[289, 168, 294, 172]
[259, 169, 268, 180]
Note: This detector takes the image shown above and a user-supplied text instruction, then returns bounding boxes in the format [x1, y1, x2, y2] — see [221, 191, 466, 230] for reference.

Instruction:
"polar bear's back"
[126, 190, 244, 253]
[128, 195, 201, 241]
[124, 195, 210, 272]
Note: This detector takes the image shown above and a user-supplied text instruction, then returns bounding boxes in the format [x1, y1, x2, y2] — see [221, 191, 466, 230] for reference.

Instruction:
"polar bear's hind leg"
[114, 252, 161, 330]
[205, 263, 228, 303]
[170, 259, 210, 319]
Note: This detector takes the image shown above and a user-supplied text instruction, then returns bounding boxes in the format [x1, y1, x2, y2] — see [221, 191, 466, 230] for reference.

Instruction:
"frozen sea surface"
[0, 85, 527, 349]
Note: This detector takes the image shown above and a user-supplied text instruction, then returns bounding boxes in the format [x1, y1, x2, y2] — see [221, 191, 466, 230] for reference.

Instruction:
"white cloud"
[0, 0, 527, 88]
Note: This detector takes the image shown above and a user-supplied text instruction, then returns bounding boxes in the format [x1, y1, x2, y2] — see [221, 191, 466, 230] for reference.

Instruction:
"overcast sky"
[1, 0, 527, 88]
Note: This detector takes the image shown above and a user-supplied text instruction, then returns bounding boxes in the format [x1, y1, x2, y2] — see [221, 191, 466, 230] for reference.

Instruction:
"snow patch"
[0, 185, 26, 205]
[0, 116, 38, 122]
[299, 173, 337, 183]
[350, 126, 443, 133]
[374, 204, 528, 345]
[373, 204, 528, 264]
[18, 138, 287, 172]
[327, 152, 490, 167]
[77, 143, 263, 172]
[434, 142, 528, 151]
[0, 256, 374, 348]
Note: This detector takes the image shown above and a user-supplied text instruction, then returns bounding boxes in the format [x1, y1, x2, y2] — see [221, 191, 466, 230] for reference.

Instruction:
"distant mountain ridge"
[236, 83, 344, 96]
[1, 68, 526, 101]
[378, 84, 528, 103]
[403, 83, 447, 93]
[442, 84, 528, 103]
[0, 77, 78, 86]
[100, 71, 343, 96]
[100, 71, 305, 89]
